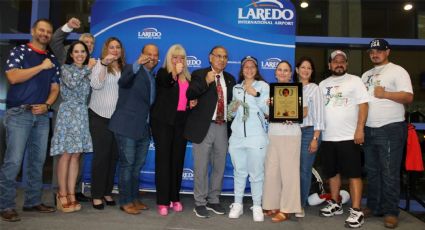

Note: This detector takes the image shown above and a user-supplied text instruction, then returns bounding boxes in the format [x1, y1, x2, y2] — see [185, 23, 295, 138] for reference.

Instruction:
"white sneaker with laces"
[345, 208, 364, 228]
[228, 203, 243, 219]
[295, 208, 305, 218]
[320, 200, 343, 217]
[251, 205, 264, 222]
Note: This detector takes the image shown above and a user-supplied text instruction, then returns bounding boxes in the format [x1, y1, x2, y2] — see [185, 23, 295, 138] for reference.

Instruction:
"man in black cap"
[361, 39, 414, 229]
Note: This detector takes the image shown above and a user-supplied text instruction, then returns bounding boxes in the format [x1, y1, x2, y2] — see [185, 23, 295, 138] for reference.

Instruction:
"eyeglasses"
[211, 53, 228, 60]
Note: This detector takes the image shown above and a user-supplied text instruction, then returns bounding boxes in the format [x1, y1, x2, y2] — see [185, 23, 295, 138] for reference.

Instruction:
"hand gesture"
[245, 84, 257, 96]
[137, 54, 151, 65]
[175, 62, 184, 75]
[31, 104, 48, 115]
[40, 58, 54, 70]
[88, 58, 97, 69]
[206, 71, 216, 85]
[102, 54, 116, 65]
[189, 99, 198, 109]
[231, 100, 240, 112]
[374, 86, 386, 99]
[67, 17, 81, 29]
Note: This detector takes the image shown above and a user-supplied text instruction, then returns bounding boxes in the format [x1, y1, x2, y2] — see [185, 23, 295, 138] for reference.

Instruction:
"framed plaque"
[269, 83, 303, 122]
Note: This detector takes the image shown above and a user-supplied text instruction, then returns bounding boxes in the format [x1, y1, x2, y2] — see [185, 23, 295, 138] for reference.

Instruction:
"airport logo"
[237, 0, 295, 26]
[138, 28, 162, 39]
[182, 168, 194, 181]
[186, 56, 202, 68]
[261, 57, 281, 69]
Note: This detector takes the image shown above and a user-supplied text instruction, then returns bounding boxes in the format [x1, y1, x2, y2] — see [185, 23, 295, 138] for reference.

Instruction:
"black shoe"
[103, 197, 116, 206]
[1, 209, 20, 222]
[193, 205, 210, 218]
[76, 192, 91, 202]
[206, 203, 226, 215]
[92, 202, 105, 210]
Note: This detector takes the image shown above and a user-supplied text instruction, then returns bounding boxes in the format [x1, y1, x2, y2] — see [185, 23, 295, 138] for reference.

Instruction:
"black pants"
[151, 112, 187, 205]
[89, 109, 118, 199]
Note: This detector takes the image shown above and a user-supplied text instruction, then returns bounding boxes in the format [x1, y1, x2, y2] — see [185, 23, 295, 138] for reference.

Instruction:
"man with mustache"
[318, 50, 369, 228]
[0, 19, 60, 222]
[361, 39, 413, 229]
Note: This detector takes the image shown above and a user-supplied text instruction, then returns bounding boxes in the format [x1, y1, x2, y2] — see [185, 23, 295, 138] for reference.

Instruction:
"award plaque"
[269, 83, 303, 122]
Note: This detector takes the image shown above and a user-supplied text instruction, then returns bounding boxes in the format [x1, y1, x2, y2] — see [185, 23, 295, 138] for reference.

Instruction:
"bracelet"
[45, 103, 51, 110]
[100, 61, 108, 67]
[312, 136, 318, 141]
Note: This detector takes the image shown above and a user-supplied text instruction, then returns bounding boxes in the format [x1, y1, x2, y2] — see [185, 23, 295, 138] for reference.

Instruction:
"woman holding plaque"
[227, 56, 269, 222]
[262, 60, 306, 222]
[295, 57, 325, 218]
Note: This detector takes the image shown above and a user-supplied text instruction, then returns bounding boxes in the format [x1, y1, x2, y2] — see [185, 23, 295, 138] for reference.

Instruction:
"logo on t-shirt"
[324, 85, 347, 107]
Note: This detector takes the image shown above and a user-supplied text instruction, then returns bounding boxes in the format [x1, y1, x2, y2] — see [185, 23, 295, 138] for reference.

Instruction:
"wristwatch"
[45, 103, 51, 110]
[255, 92, 261, 97]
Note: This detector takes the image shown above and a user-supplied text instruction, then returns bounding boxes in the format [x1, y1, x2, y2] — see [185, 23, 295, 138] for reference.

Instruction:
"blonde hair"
[79, 33, 95, 43]
[163, 44, 191, 81]
[101, 37, 126, 74]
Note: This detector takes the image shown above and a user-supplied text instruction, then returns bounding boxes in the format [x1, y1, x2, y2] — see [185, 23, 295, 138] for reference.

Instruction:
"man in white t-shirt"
[318, 50, 369, 228]
[361, 39, 413, 229]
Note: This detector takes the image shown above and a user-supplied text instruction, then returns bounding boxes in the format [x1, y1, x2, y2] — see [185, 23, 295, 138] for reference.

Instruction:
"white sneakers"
[251, 205, 264, 222]
[228, 203, 264, 222]
[228, 203, 243, 219]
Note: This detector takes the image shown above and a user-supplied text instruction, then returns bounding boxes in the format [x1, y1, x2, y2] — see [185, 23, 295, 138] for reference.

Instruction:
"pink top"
[177, 80, 189, 111]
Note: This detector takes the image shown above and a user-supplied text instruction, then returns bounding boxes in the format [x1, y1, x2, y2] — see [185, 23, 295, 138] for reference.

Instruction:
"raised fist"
[67, 17, 81, 29]
[175, 62, 184, 75]
[40, 58, 54, 70]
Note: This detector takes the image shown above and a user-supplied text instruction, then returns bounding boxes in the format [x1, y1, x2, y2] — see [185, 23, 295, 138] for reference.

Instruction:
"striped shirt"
[300, 83, 325, 130]
[88, 61, 120, 118]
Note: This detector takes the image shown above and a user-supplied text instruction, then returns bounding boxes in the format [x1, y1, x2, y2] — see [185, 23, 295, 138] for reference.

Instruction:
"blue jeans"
[364, 121, 407, 217]
[115, 133, 150, 205]
[300, 126, 320, 207]
[0, 107, 49, 210]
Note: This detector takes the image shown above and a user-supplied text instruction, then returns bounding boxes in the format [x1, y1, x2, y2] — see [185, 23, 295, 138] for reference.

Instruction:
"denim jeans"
[364, 121, 407, 217]
[115, 132, 150, 206]
[0, 107, 50, 210]
[300, 126, 320, 207]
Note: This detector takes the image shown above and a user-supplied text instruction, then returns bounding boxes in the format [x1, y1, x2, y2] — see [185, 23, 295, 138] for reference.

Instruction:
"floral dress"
[50, 64, 93, 156]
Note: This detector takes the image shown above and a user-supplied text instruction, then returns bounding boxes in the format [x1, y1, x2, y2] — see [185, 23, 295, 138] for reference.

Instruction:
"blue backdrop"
[84, 0, 296, 193]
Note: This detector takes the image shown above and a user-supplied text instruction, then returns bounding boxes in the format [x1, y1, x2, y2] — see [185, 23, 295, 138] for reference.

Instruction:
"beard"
[331, 67, 346, 76]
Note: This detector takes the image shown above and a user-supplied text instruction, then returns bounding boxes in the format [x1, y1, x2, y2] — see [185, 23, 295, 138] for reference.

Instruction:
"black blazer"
[109, 64, 151, 140]
[184, 67, 236, 143]
[151, 67, 189, 125]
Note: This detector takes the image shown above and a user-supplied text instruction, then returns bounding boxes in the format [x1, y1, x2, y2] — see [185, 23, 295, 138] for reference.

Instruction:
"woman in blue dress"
[50, 41, 95, 212]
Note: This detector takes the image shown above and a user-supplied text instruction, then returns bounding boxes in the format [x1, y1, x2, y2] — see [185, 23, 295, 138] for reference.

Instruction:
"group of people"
[0, 17, 414, 230]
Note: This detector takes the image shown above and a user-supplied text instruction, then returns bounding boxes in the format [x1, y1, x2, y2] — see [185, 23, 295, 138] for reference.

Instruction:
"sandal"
[271, 212, 289, 223]
[67, 194, 82, 211]
[263, 209, 279, 217]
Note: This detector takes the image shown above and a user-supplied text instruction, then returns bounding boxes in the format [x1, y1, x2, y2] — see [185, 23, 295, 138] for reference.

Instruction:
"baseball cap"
[241, 56, 258, 66]
[369, 38, 390, 50]
[329, 50, 347, 61]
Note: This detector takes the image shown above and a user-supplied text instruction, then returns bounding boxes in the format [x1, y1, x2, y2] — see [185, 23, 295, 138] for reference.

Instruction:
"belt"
[301, 126, 313, 129]
[18, 104, 33, 110]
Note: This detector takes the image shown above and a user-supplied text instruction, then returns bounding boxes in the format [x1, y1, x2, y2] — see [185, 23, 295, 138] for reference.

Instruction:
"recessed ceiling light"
[300, 1, 309, 8]
[404, 3, 413, 11]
